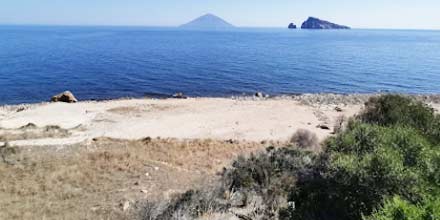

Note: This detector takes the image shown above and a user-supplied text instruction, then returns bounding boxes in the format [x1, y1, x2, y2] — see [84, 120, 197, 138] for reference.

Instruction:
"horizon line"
[1, 23, 439, 31]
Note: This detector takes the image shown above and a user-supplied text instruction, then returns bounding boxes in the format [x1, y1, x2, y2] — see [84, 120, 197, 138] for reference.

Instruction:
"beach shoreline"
[1, 93, 439, 147]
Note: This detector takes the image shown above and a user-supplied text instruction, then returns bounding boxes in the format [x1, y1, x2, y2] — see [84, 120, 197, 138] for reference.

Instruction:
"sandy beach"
[2, 94, 440, 147]
[0, 96, 367, 147]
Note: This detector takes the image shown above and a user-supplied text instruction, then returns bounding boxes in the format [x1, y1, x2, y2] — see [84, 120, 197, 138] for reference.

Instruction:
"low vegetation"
[366, 196, 440, 220]
[290, 129, 319, 150]
[146, 95, 440, 220]
[0, 138, 269, 220]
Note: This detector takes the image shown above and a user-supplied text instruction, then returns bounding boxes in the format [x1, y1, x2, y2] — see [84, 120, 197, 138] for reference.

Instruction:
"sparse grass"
[0, 124, 70, 142]
[0, 138, 270, 220]
[332, 115, 347, 134]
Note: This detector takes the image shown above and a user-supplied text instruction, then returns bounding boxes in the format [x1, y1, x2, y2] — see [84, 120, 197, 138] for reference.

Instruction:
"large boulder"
[301, 17, 350, 29]
[51, 91, 78, 103]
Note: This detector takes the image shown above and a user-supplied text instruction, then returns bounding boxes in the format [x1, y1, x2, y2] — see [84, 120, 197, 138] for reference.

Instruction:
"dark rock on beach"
[288, 23, 297, 29]
[255, 92, 269, 98]
[317, 124, 331, 130]
[301, 17, 350, 29]
[172, 92, 187, 99]
[51, 91, 78, 103]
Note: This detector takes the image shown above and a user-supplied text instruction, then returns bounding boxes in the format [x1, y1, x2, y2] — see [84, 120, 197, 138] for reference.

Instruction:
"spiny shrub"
[364, 196, 440, 220]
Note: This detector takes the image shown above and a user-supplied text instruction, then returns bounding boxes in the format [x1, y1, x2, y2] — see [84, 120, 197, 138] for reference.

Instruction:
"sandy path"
[0, 98, 362, 146]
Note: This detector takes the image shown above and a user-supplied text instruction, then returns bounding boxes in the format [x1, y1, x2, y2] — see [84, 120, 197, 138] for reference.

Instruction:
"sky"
[1, 0, 440, 29]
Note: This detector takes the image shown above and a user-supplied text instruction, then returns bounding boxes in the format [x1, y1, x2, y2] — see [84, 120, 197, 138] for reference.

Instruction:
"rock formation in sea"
[180, 13, 234, 29]
[288, 23, 297, 29]
[301, 17, 350, 29]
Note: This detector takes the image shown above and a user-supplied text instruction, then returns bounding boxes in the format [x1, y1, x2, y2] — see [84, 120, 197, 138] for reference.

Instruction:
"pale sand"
[0, 97, 367, 146]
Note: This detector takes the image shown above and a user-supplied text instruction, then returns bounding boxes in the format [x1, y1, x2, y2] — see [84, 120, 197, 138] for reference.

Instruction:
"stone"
[255, 92, 264, 98]
[142, 137, 152, 143]
[317, 124, 331, 130]
[122, 201, 130, 211]
[301, 17, 350, 29]
[51, 91, 78, 103]
[172, 92, 187, 99]
[230, 191, 247, 207]
[335, 106, 343, 112]
[20, 123, 37, 129]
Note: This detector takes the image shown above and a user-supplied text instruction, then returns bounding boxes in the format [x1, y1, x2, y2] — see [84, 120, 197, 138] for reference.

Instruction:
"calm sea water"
[1, 26, 440, 104]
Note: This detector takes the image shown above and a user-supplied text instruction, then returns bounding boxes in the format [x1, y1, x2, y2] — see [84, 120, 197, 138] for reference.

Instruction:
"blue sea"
[1, 26, 440, 105]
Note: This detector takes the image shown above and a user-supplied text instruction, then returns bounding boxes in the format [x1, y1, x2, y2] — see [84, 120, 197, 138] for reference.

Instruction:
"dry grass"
[107, 104, 173, 115]
[0, 137, 273, 220]
[0, 124, 71, 142]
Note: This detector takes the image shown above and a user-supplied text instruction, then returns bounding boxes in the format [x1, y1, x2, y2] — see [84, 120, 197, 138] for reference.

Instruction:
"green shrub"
[365, 196, 440, 220]
[286, 123, 438, 220]
[360, 95, 440, 143]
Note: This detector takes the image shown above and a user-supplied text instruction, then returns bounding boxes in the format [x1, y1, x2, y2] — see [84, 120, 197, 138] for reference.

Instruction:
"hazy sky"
[1, 0, 440, 29]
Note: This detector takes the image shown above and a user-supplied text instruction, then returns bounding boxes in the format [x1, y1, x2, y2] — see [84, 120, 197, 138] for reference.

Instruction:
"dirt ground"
[0, 137, 282, 220]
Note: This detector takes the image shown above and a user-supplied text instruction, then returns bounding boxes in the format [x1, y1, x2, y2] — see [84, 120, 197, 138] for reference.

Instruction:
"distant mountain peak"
[200, 13, 217, 18]
[180, 13, 234, 29]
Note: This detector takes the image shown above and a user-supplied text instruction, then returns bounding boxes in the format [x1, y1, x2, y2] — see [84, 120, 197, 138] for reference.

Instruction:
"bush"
[144, 189, 228, 220]
[360, 95, 440, 143]
[290, 129, 319, 150]
[286, 123, 438, 220]
[144, 147, 316, 220]
[364, 197, 440, 220]
[223, 147, 315, 192]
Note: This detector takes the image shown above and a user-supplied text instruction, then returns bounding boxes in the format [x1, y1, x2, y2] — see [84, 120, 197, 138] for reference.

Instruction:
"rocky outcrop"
[301, 17, 350, 29]
[288, 23, 297, 29]
[51, 91, 78, 103]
